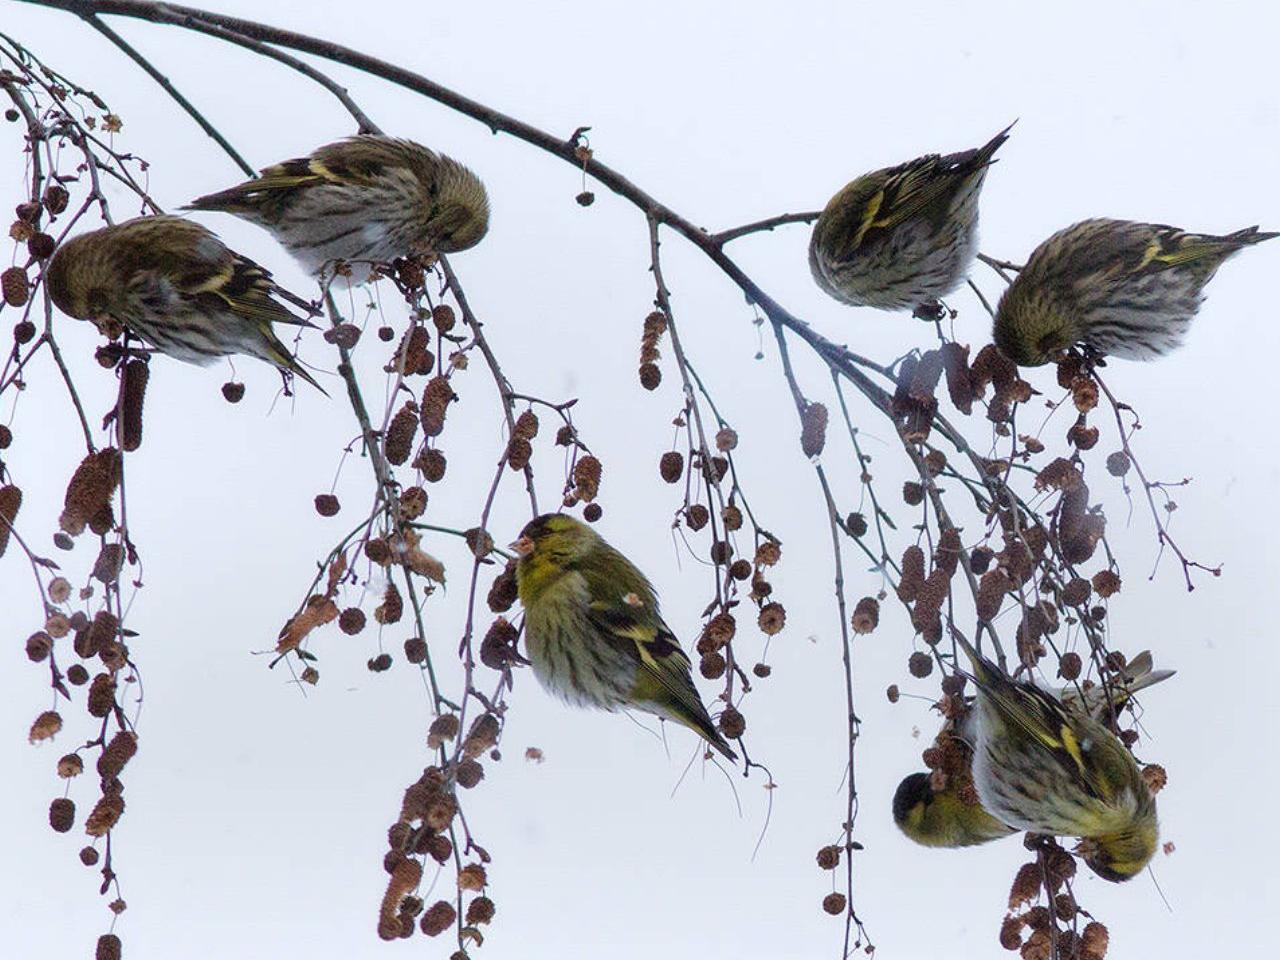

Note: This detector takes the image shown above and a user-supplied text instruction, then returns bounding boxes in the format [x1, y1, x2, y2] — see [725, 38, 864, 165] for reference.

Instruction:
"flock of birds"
[41, 129, 1272, 884]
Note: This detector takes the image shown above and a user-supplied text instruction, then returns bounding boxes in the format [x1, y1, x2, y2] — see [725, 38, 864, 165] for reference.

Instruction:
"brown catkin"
[897, 545, 926, 602]
[573, 455, 602, 501]
[49, 797, 76, 832]
[120, 359, 148, 452]
[96, 732, 138, 779]
[0, 484, 20, 558]
[513, 410, 539, 440]
[87, 673, 117, 718]
[92, 543, 125, 584]
[84, 792, 125, 836]
[800, 402, 828, 457]
[506, 436, 532, 471]
[977, 569, 1009, 622]
[375, 584, 404, 625]
[394, 326, 433, 376]
[1, 265, 28, 306]
[60, 449, 122, 536]
[417, 448, 447, 482]
[851, 597, 879, 634]
[96, 934, 122, 960]
[420, 376, 455, 437]
[384, 403, 419, 466]
[421, 900, 456, 937]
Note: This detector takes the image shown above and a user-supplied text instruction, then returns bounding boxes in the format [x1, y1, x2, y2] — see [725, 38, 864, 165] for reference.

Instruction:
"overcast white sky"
[2, 1, 1277, 958]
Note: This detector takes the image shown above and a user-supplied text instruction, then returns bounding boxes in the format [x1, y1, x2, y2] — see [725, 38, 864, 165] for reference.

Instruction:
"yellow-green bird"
[895, 651, 1172, 850]
[955, 636, 1158, 881]
[994, 218, 1277, 366]
[809, 125, 1011, 314]
[44, 215, 322, 390]
[186, 135, 489, 282]
[512, 514, 737, 762]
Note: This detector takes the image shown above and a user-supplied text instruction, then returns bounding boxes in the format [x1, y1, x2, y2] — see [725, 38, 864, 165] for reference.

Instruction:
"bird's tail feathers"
[675, 708, 738, 763]
[261, 329, 327, 396]
[975, 120, 1017, 166]
[1225, 225, 1279, 246]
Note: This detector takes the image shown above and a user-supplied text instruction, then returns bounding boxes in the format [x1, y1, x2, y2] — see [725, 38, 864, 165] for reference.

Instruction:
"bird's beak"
[510, 536, 534, 558]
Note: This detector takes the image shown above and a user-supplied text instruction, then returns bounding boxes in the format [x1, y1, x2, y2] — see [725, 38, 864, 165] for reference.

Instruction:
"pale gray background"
[1, 1, 1277, 957]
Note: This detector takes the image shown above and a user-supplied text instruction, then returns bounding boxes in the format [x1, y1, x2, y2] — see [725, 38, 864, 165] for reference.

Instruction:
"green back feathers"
[817, 124, 1010, 263]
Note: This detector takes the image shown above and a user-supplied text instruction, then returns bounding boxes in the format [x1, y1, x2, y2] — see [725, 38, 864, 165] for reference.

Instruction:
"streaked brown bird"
[810, 124, 1011, 314]
[45, 215, 322, 390]
[187, 135, 489, 282]
[994, 218, 1276, 366]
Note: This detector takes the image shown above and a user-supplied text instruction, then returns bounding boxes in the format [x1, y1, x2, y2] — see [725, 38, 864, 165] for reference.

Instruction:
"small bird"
[895, 651, 1171, 851]
[955, 636, 1159, 882]
[512, 513, 737, 762]
[809, 124, 1011, 314]
[994, 218, 1277, 366]
[893, 769, 1018, 849]
[186, 135, 489, 282]
[44, 215, 322, 390]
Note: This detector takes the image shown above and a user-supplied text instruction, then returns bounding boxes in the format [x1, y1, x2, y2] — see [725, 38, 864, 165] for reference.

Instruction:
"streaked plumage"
[512, 514, 737, 762]
[897, 651, 1171, 851]
[186, 136, 489, 282]
[994, 218, 1277, 365]
[810, 125, 1011, 312]
[894, 769, 1017, 848]
[959, 649, 1174, 744]
[45, 215, 321, 390]
[956, 636, 1158, 882]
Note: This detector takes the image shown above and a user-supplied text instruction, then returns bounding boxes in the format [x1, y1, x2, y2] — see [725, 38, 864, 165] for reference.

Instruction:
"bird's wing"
[978, 670, 1114, 802]
[582, 590, 732, 755]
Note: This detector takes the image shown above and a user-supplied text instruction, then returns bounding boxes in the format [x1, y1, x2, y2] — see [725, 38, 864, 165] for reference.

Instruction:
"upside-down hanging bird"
[953, 636, 1159, 881]
[895, 651, 1172, 850]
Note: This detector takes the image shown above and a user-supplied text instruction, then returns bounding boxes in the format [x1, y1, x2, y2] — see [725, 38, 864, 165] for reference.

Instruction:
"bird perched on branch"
[894, 651, 1172, 850]
[809, 124, 1011, 315]
[953, 636, 1158, 881]
[994, 218, 1277, 365]
[512, 514, 738, 762]
[187, 135, 489, 282]
[45, 215, 322, 391]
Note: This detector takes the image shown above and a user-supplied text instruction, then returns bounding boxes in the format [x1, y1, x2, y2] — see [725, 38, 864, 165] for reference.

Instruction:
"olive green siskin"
[809, 124, 1011, 313]
[894, 769, 1018, 848]
[994, 218, 1277, 365]
[45, 215, 322, 390]
[955, 636, 1159, 881]
[187, 135, 489, 282]
[512, 514, 737, 761]
[895, 651, 1172, 850]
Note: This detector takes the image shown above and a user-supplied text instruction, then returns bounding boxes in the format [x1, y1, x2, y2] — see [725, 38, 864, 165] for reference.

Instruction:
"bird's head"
[44, 230, 118, 323]
[511, 513, 597, 571]
[1077, 816, 1158, 882]
[892, 772, 936, 840]
[993, 283, 1077, 367]
[428, 158, 490, 253]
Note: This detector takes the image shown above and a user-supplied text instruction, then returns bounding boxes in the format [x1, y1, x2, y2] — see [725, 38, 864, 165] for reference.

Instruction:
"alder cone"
[0, 484, 21, 558]
[800, 402, 828, 457]
[120, 359, 149, 452]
